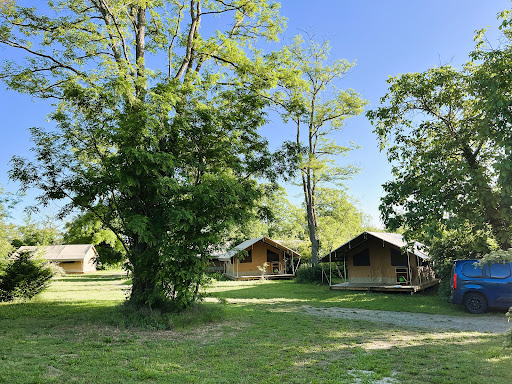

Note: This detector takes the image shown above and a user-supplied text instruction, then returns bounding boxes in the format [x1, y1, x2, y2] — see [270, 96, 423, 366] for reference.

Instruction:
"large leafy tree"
[367, 10, 512, 249]
[1, 0, 284, 310]
[272, 36, 367, 265]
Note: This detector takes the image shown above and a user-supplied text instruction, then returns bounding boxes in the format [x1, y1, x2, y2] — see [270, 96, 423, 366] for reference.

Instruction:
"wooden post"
[417, 255, 422, 287]
[407, 252, 411, 285]
[344, 255, 347, 283]
[330, 251, 333, 282]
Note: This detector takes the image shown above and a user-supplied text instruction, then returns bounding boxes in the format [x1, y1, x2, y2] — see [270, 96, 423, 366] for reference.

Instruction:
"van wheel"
[463, 292, 488, 314]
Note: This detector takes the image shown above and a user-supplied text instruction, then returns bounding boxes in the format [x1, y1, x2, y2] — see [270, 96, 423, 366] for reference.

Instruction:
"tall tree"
[367, 9, 512, 248]
[1, 1, 285, 310]
[273, 36, 367, 264]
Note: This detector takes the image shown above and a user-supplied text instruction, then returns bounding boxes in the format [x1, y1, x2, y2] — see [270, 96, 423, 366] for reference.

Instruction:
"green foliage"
[0, 251, 55, 301]
[478, 248, 512, 265]
[367, 10, 512, 249]
[1, 1, 285, 311]
[295, 264, 325, 284]
[0, 187, 19, 259]
[10, 215, 62, 248]
[112, 302, 226, 330]
[428, 224, 497, 298]
[225, 187, 307, 248]
[316, 188, 364, 256]
[206, 271, 230, 282]
[63, 212, 126, 266]
[0, 206, 13, 260]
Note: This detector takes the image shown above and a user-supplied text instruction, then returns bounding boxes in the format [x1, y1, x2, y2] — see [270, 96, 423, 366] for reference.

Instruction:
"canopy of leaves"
[316, 188, 364, 256]
[225, 186, 305, 239]
[428, 223, 498, 298]
[367, 12, 512, 248]
[10, 215, 62, 249]
[1, 0, 285, 310]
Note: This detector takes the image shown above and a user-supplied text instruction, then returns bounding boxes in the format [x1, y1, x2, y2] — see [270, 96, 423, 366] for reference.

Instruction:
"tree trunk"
[302, 167, 320, 265]
[135, 5, 147, 98]
[128, 239, 163, 308]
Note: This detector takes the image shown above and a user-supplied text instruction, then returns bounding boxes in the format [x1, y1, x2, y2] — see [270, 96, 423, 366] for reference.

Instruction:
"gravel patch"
[348, 370, 397, 384]
[303, 305, 510, 334]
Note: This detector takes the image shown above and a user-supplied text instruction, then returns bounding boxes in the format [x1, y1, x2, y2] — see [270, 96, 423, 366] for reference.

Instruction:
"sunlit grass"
[206, 278, 471, 316]
[0, 272, 510, 383]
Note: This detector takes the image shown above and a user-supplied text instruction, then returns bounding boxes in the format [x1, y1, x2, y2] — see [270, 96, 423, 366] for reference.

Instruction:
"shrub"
[205, 272, 230, 282]
[0, 251, 55, 301]
[295, 264, 325, 284]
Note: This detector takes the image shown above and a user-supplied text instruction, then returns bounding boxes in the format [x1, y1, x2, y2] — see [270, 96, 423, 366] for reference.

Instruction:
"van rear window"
[485, 263, 512, 279]
[461, 263, 482, 278]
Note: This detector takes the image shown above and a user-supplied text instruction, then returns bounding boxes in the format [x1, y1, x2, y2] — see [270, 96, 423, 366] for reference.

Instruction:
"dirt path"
[303, 305, 510, 334]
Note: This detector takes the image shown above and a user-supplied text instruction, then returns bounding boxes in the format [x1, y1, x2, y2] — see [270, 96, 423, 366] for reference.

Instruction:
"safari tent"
[214, 237, 301, 280]
[16, 244, 98, 274]
[321, 232, 438, 293]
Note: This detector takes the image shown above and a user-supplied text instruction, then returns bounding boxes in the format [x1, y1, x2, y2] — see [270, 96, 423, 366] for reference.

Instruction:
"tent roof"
[215, 237, 301, 261]
[320, 232, 429, 262]
[16, 244, 98, 261]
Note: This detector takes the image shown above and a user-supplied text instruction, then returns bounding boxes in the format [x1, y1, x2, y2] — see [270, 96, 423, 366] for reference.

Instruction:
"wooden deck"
[224, 273, 296, 281]
[330, 279, 439, 293]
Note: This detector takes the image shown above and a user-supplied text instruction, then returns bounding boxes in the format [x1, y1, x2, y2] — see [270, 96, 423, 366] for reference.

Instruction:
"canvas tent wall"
[214, 237, 301, 279]
[16, 244, 98, 273]
[322, 232, 436, 289]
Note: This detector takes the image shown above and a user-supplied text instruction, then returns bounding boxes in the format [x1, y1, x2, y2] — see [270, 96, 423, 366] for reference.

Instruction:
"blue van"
[450, 259, 512, 314]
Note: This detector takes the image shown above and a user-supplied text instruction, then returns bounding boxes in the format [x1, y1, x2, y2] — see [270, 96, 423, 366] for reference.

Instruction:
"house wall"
[83, 248, 97, 273]
[56, 248, 97, 274]
[225, 241, 284, 276]
[345, 237, 424, 285]
[57, 261, 84, 273]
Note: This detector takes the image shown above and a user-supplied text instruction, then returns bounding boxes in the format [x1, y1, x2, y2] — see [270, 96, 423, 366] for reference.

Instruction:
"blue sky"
[0, 0, 510, 226]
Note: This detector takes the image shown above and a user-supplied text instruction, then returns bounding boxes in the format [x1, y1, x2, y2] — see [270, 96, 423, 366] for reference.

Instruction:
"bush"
[429, 224, 497, 299]
[0, 251, 55, 301]
[295, 264, 325, 284]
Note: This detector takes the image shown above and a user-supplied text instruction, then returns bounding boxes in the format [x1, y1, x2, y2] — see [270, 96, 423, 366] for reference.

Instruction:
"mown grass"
[0, 272, 510, 383]
[208, 279, 472, 316]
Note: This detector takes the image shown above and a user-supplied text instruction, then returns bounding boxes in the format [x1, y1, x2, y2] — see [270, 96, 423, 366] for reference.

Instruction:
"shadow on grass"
[0, 297, 226, 332]
[56, 274, 127, 282]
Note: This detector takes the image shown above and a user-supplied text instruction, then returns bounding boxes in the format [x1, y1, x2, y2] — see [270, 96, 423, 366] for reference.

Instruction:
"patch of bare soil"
[303, 305, 510, 334]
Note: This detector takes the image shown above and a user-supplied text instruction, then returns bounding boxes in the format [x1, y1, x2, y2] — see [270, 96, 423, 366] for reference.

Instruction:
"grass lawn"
[0, 272, 510, 383]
